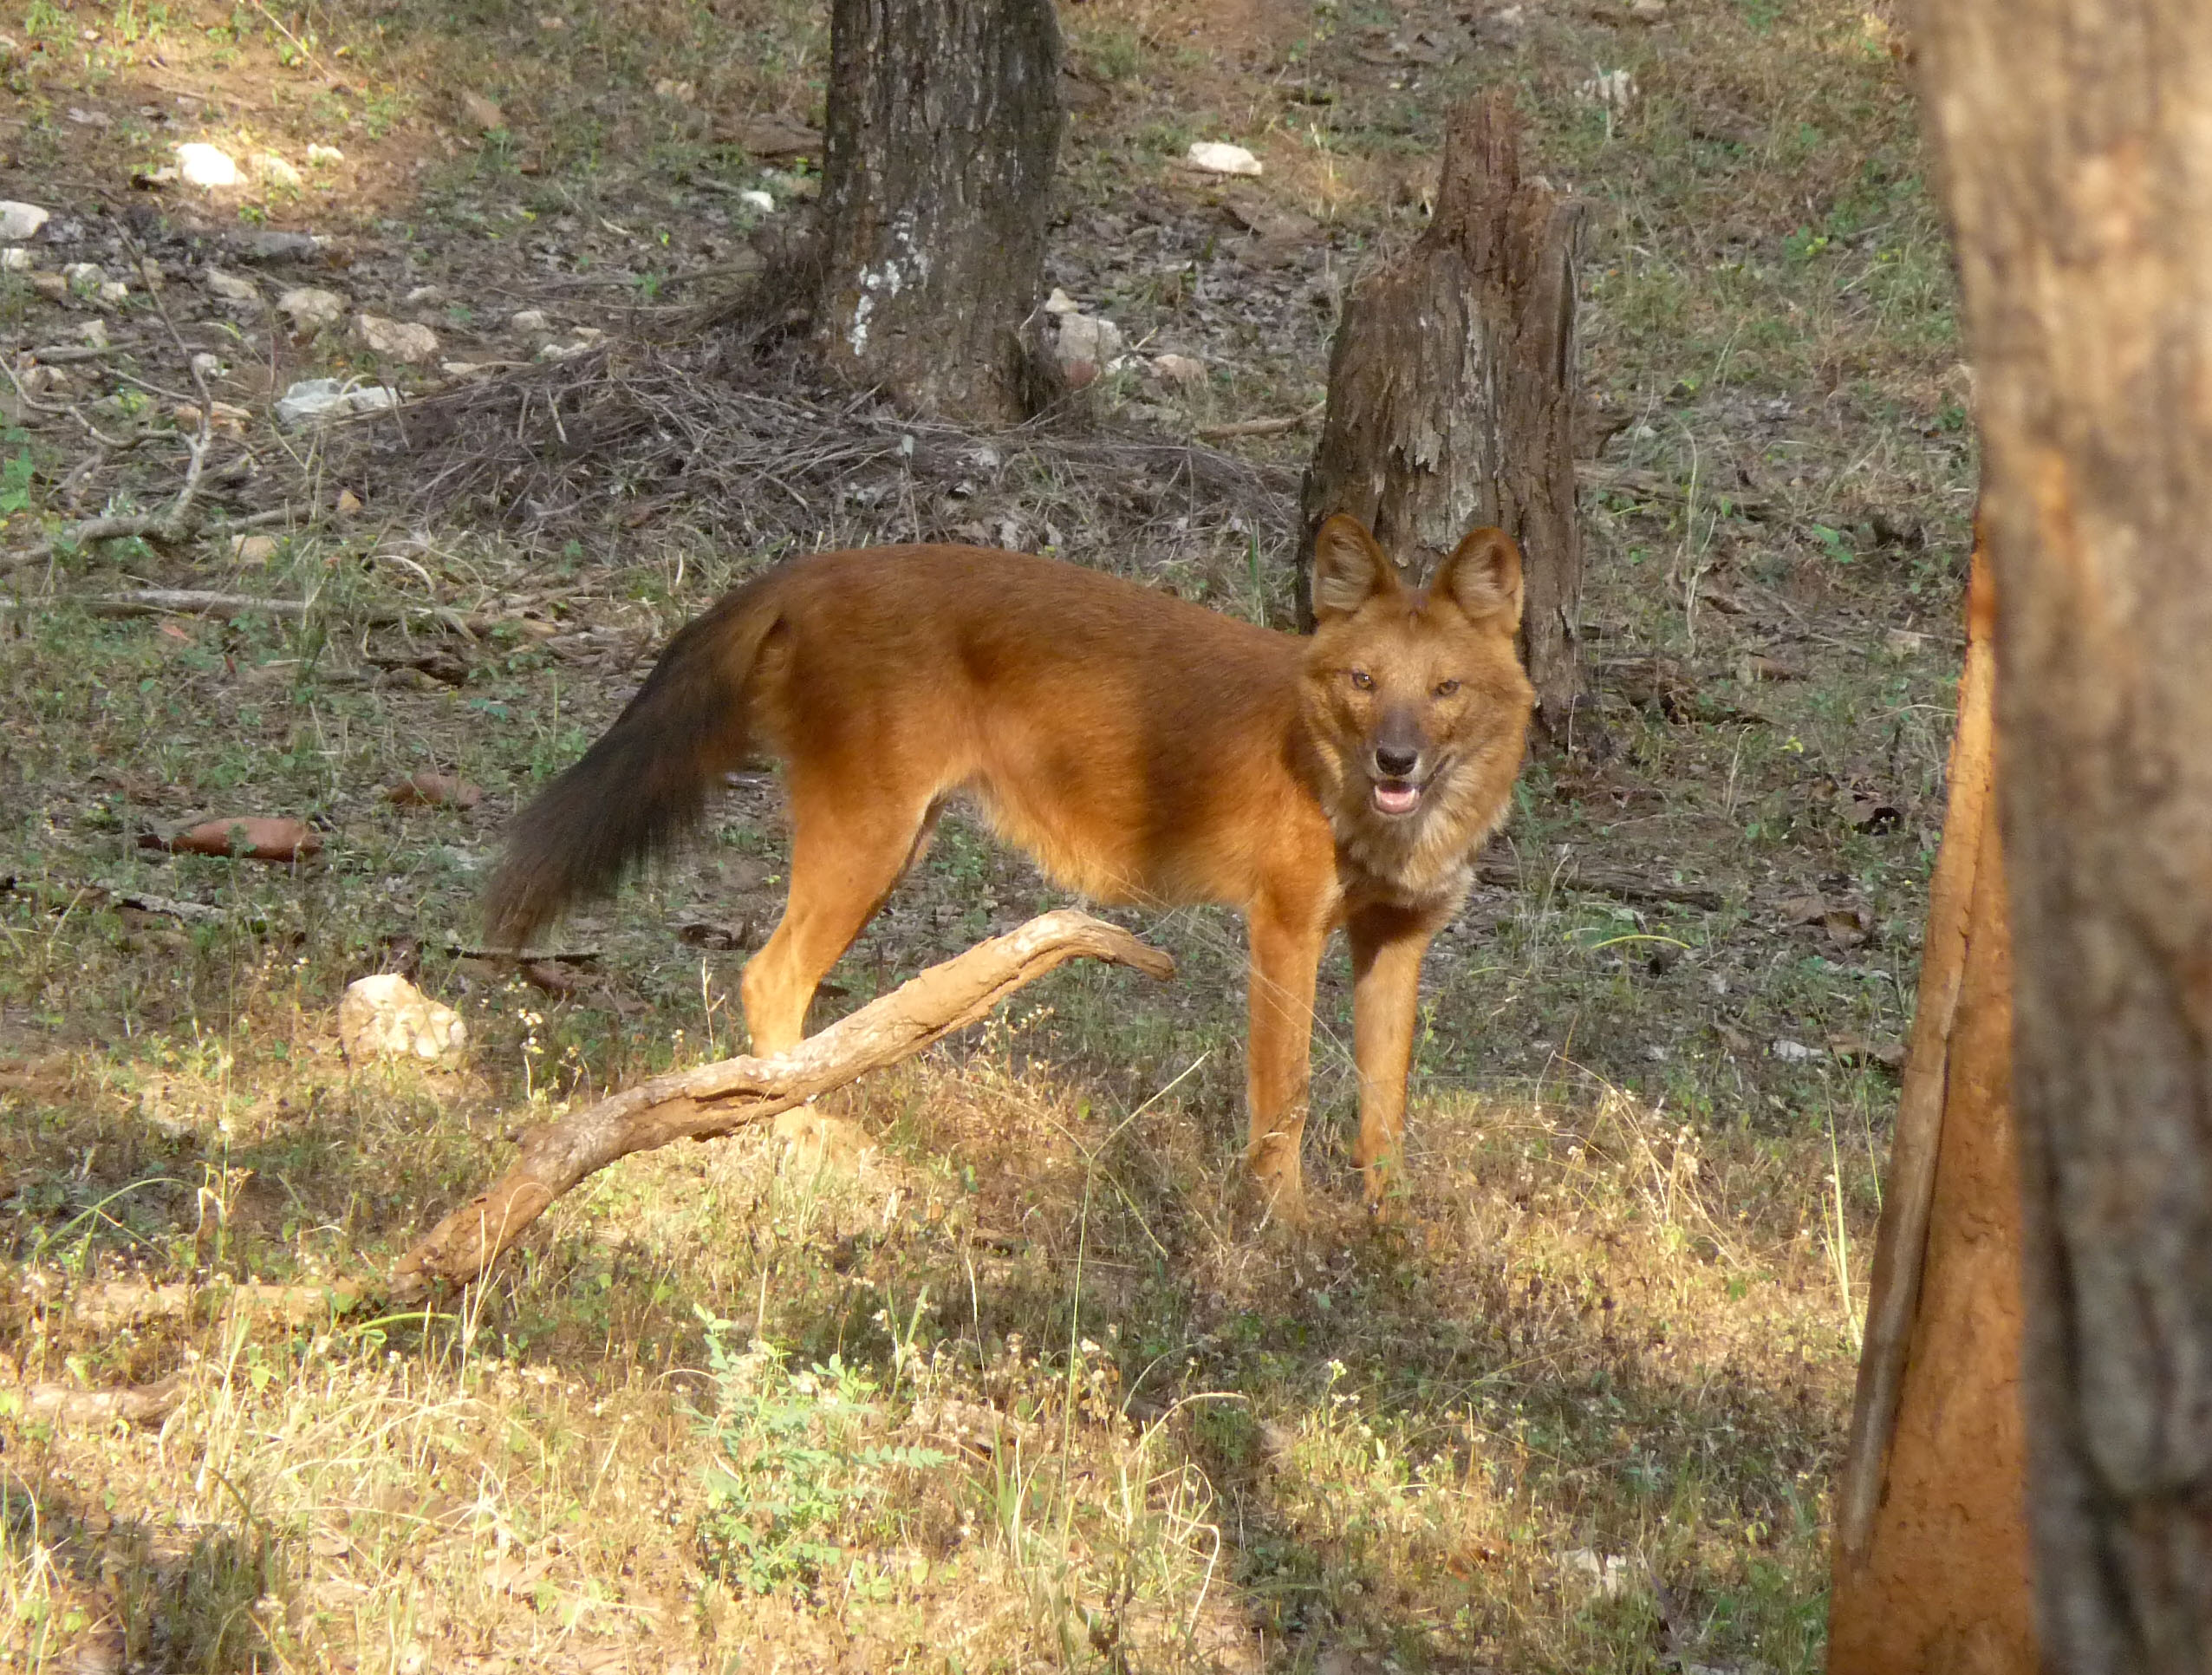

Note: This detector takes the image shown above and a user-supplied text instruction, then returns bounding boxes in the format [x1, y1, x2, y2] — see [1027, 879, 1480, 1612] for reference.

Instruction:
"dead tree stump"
[1827, 542, 2037, 1673]
[1299, 90, 1586, 739]
[813, 0, 1065, 422]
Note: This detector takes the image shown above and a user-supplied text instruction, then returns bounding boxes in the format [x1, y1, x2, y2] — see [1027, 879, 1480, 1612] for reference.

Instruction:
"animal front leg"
[1244, 904, 1325, 1220]
[1345, 901, 1447, 1208]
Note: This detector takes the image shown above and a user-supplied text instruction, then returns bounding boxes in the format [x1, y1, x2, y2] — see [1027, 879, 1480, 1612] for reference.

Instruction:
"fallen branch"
[1194, 401, 1325, 441]
[1475, 851, 1727, 912]
[14, 590, 485, 636]
[16, 1374, 184, 1426]
[393, 909, 1174, 1291]
[1578, 460, 1779, 521]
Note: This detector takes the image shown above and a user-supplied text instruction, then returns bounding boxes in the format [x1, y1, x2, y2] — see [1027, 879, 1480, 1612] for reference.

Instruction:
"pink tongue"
[1373, 783, 1420, 816]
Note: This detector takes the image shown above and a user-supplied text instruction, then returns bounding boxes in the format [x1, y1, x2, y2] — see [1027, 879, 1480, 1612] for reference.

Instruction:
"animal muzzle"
[1368, 720, 1431, 818]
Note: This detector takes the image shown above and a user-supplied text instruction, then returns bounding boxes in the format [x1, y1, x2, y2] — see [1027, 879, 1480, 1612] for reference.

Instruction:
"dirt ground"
[0, 0, 1968, 1668]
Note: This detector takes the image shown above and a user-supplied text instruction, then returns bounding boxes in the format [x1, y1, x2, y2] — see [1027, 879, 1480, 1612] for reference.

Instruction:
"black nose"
[1374, 743, 1420, 779]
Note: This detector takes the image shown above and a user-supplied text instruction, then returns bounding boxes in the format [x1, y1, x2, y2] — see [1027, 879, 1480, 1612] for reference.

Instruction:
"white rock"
[1051, 310, 1123, 386]
[0, 201, 49, 241]
[1770, 1038, 1822, 1064]
[1151, 352, 1207, 386]
[738, 189, 775, 213]
[96, 281, 129, 305]
[203, 267, 258, 303]
[307, 143, 346, 166]
[75, 318, 110, 349]
[276, 285, 347, 332]
[353, 314, 440, 363]
[62, 262, 105, 293]
[403, 284, 444, 307]
[337, 974, 468, 1070]
[0, 247, 31, 271]
[1043, 287, 1081, 315]
[175, 142, 242, 188]
[569, 325, 605, 346]
[255, 153, 303, 187]
[509, 308, 550, 333]
[1186, 140, 1262, 177]
[274, 377, 398, 427]
[190, 351, 225, 381]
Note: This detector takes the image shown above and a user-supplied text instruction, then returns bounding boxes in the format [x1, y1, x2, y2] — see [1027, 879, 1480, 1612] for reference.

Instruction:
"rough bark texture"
[1916, 2, 2212, 1664]
[393, 912, 1171, 1290]
[813, 0, 1064, 422]
[1299, 90, 1586, 737]
[1828, 548, 2037, 1674]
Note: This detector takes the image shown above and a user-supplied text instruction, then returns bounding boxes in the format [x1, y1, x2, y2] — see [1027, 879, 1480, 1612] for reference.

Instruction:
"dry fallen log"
[17, 1374, 184, 1426]
[394, 909, 1173, 1292]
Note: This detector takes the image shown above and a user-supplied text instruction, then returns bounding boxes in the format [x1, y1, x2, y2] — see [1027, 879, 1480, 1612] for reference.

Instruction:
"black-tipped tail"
[484, 592, 773, 949]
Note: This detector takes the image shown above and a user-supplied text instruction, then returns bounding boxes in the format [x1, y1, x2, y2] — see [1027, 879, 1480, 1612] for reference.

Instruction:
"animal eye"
[1433, 678, 1461, 698]
[1348, 669, 1375, 691]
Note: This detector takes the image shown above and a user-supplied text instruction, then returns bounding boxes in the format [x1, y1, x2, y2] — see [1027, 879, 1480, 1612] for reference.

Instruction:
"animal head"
[1300, 515, 1535, 871]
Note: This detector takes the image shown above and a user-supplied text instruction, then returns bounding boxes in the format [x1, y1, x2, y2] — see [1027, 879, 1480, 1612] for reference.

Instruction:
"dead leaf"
[521, 960, 582, 996]
[676, 918, 750, 950]
[479, 1551, 554, 1595]
[386, 773, 484, 810]
[1738, 653, 1802, 682]
[160, 817, 323, 863]
[1780, 894, 1832, 927]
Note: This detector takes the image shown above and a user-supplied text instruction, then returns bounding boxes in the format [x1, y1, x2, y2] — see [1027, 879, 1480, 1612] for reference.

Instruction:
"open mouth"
[1370, 780, 1423, 818]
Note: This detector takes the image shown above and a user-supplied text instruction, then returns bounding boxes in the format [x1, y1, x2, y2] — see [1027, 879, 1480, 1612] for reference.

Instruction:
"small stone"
[439, 361, 496, 378]
[335, 487, 363, 516]
[1185, 140, 1263, 177]
[27, 272, 67, 302]
[62, 262, 106, 292]
[509, 308, 550, 333]
[1050, 310, 1123, 386]
[652, 78, 695, 103]
[232, 533, 279, 564]
[1043, 287, 1081, 315]
[337, 974, 468, 1071]
[96, 281, 129, 305]
[459, 90, 505, 133]
[738, 189, 774, 213]
[175, 142, 241, 188]
[276, 285, 346, 332]
[403, 284, 444, 307]
[569, 325, 605, 346]
[352, 314, 439, 363]
[255, 152, 303, 187]
[75, 318, 110, 349]
[203, 267, 259, 303]
[233, 229, 320, 262]
[1151, 352, 1207, 386]
[190, 351, 224, 381]
[0, 201, 49, 241]
[0, 247, 31, 271]
[307, 142, 345, 166]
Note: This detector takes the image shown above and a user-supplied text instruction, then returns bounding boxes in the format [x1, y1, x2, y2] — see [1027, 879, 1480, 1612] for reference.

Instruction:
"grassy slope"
[0, 0, 1965, 1668]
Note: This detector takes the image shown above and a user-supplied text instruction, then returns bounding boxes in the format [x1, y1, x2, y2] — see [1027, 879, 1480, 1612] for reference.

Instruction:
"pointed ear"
[1310, 516, 1399, 621]
[1432, 526, 1525, 629]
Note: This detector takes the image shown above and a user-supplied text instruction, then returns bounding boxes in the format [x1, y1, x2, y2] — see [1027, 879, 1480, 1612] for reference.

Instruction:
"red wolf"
[486, 516, 1533, 1215]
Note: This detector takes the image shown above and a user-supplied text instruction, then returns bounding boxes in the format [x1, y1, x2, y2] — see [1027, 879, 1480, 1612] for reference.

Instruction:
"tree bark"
[813, 0, 1065, 423]
[1828, 543, 2037, 1675]
[392, 911, 1171, 1291]
[1916, 2, 2212, 1664]
[1299, 90, 1587, 739]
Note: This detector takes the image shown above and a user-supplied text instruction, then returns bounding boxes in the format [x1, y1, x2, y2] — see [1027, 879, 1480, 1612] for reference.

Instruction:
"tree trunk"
[1299, 90, 1586, 739]
[1828, 543, 2037, 1675]
[813, 0, 1064, 422]
[1917, 2, 2212, 1664]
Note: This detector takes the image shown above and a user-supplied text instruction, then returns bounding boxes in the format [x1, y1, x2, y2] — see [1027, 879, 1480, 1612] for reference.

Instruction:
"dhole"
[485, 516, 1533, 1215]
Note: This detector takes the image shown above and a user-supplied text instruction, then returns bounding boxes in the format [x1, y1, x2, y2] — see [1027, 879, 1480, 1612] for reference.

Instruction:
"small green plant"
[696, 1318, 948, 1600]
[0, 434, 33, 516]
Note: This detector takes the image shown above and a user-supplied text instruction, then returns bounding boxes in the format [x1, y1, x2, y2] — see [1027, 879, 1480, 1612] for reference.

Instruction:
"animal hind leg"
[741, 782, 940, 1057]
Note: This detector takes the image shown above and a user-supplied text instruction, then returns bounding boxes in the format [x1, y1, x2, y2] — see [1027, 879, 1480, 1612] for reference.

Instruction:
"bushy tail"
[484, 589, 777, 949]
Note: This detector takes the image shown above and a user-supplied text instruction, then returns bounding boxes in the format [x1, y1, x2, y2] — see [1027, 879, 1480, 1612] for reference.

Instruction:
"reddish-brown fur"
[485, 516, 1533, 1213]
